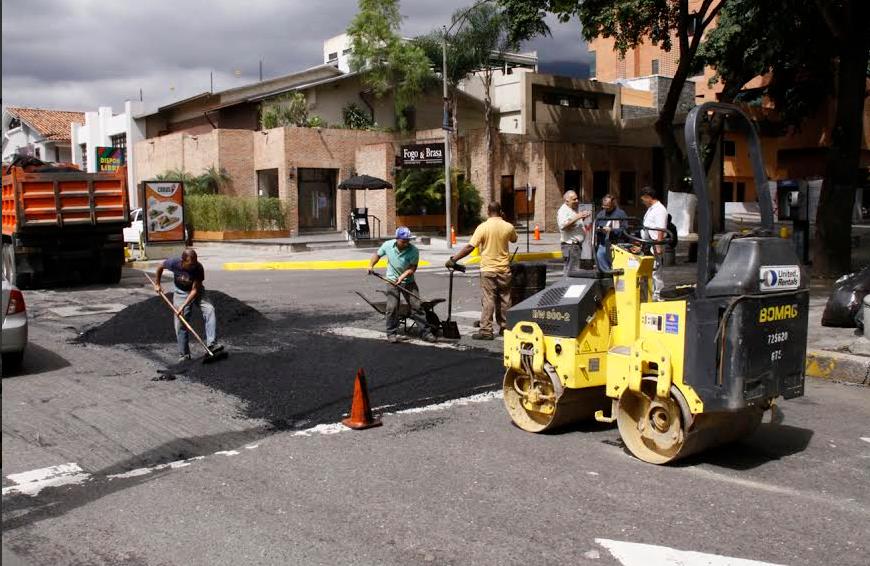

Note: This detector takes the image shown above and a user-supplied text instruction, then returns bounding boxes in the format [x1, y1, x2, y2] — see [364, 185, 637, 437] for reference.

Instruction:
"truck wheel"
[100, 262, 123, 284]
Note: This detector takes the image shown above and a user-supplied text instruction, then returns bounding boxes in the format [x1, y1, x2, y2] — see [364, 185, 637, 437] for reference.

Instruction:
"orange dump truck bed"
[1, 166, 130, 288]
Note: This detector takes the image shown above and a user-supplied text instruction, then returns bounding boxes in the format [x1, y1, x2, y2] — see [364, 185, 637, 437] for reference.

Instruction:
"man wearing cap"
[368, 227, 437, 343]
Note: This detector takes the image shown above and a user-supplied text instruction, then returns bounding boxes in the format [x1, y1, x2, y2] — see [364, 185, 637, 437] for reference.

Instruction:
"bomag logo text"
[758, 304, 799, 323]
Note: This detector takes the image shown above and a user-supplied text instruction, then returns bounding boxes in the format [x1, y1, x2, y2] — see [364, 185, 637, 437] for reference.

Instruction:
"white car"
[2, 276, 28, 369]
[124, 207, 144, 245]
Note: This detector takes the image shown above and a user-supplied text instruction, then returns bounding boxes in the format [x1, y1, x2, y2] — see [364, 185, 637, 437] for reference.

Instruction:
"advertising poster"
[142, 181, 185, 243]
[96, 147, 126, 172]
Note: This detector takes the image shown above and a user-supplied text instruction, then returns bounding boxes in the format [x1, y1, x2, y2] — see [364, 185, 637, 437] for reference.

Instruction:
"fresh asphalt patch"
[169, 326, 503, 430]
[78, 290, 503, 431]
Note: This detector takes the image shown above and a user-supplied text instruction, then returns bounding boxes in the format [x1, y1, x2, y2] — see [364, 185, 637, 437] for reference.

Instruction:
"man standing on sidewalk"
[639, 187, 669, 300]
[368, 227, 437, 343]
[153, 248, 219, 362]
[558, 190, 591, 269]
[447, 202, 518, 340]
[594, 194, 628, 271]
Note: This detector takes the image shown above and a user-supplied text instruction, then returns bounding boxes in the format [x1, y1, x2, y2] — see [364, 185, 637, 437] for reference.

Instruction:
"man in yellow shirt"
[446, 202, 518, 340]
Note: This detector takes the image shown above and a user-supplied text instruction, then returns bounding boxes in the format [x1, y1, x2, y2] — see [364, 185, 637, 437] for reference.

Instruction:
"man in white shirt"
[557, 190, 591, 268]
[639, 186, 669, 300]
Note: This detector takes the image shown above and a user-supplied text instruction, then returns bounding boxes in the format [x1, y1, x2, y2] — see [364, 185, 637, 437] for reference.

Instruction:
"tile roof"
[6, 107, 85, 142]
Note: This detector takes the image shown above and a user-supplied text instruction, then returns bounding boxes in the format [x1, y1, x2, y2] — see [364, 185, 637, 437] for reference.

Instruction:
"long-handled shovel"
[144, 273, 228, 364]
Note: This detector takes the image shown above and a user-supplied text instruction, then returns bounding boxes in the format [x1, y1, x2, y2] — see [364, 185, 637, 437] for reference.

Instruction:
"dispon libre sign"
[400, 143, 445, 168]
[96, 147, 126, 172]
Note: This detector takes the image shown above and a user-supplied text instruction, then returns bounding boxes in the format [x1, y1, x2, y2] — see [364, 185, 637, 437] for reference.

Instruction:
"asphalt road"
[2, 264, 869, 565]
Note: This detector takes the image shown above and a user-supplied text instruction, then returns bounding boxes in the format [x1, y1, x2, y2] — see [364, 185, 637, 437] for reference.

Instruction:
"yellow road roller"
[502, 102, 809, 464]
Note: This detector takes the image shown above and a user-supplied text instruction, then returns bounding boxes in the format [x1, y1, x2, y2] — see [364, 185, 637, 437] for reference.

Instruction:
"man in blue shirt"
[594, 194, 628, 271]
[153, 248, 219, 361]
[368, 227, 436, 343]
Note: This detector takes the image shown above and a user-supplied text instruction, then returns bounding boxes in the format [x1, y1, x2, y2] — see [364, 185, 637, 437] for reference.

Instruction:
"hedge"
[185, 195, 288, 231]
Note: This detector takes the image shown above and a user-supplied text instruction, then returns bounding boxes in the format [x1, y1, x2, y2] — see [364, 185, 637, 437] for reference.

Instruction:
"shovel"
[441, 260, 466, 339]
[144, 273, 228, 365]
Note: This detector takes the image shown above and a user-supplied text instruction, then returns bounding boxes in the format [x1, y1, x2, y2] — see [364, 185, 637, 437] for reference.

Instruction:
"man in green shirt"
[368, 227, 437, 343]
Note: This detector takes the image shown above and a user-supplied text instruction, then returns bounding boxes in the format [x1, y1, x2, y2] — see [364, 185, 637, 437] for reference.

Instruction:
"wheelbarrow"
[354, 289, 444, 336]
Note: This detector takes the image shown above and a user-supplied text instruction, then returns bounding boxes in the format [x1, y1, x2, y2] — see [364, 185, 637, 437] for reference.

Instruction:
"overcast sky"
[1, 0, 590, 113]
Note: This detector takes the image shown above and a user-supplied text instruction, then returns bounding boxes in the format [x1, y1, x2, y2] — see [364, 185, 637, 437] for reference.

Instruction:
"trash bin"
[510, 262, 547, 306]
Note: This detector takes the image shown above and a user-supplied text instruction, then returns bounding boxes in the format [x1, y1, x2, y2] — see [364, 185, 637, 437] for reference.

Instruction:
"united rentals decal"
[759, 265, 800, 291]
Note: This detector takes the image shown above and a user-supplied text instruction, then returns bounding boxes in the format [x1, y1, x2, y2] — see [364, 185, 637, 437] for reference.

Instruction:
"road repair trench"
[78, 291, 503, 430]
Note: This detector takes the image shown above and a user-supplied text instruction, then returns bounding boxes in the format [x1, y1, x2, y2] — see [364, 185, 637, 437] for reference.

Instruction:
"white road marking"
[452, 310, 482, 319]
[327, 326, 469, 350]
[595, 538, 786, 566]
[395, 390, 502, 414]
[860, 437, 870, 444]
[214, 450, 240, 456]
[2, 463, 91, 496]
[245, 444, 259, 450]
[293, 423, 347, 437]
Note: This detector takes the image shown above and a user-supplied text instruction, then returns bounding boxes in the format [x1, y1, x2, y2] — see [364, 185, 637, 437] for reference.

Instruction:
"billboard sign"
[142, 181, 185, 243]
[400, 143, 445, 168]
[96, 147, 126, 172]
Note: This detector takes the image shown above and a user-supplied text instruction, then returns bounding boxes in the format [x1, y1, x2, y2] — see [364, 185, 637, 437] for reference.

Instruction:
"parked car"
[2, 274, 28, 369]
[123, 208, 144, 246]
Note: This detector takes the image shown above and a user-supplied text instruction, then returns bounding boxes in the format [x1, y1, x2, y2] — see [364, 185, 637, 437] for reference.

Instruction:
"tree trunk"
[654, 58, 694, 193]
[811, 16, 869, 275]
[482, 71, 495, 203]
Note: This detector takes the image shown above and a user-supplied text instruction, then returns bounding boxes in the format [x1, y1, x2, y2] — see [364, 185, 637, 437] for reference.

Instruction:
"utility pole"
[442, 27, 452, 249]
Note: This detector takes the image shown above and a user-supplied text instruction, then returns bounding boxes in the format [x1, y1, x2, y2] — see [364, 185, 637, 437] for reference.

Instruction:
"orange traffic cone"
[342, 368, 382, 430]
[533, 224, 541, 240]
[450, 225, 457, 245]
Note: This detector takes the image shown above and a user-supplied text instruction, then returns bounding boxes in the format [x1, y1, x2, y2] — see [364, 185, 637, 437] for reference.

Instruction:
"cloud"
[2, 0, 589, 112]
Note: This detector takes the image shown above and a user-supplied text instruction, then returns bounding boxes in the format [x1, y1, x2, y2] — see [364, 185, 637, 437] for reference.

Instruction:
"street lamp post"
[442, 27, 452, 249]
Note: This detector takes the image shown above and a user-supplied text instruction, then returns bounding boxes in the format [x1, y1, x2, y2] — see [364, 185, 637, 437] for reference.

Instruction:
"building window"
[111, 133, 127, 150]
[723, 140, 736, 156]
[9, 117, 21, 129]
[327, 51, 338, 61]
[342, 48, 352, 55]
[588, 51, 596, 79]
[80, 143, 87, 170]
[619, 171, 637, 206]
[651, 59, 660, 75]
[55, 147, 60, 162]
[542, 91, 599, 109]
[35, 147, 41, 159]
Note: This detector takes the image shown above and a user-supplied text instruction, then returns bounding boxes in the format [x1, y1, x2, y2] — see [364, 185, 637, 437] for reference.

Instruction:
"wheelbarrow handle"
[368, 271, 425, 302]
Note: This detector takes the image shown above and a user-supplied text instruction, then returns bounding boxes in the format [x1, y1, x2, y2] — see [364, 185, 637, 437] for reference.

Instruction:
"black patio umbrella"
[338, 174, 392, 207]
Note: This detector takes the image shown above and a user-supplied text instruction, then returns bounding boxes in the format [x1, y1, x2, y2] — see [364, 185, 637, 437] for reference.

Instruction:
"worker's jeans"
[385, 281, 432, 338]
[595, 244, 612, 271]
[480, 271, 512, 335]
[173, 289, 216, 356]
[652, 254, 664, 300]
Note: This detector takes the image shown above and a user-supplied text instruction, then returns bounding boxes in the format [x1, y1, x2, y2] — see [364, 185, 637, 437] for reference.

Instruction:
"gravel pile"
[80, 291, 266, 345]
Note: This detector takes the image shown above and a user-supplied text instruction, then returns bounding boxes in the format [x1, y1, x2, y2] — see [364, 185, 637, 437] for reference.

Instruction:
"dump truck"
[1, 155, 129, 288]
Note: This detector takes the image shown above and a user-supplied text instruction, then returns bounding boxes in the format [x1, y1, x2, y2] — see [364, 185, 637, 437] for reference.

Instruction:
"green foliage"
[395, 168, 481, 231]
[306, 115, 327, 128]
[186, 195, 288, 232]
[697, 0, 835, 125]
[347, 0, 435, 130]
[342, 103, 375, 129]
[260, 92, 310, 129]
[156, 167, 231, 196]
[396, 169, 445, 215]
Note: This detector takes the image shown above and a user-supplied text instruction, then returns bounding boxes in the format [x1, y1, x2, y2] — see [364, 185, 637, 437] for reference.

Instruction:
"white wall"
[323, 33, 352, 73]
[71, 101, 145, 207]
[1, 121, 64, 162]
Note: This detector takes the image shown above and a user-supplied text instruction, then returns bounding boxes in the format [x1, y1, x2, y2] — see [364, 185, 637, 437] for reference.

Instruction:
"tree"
[347, 0, 434, 130]
[699, 0, 870, 274]
[260, 92, 309, 129]
[342, 102, 375, 129]
[499, 0, 724, 190]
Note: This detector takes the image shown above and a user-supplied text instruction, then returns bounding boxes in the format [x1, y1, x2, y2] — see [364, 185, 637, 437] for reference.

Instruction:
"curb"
[805, 350, 870, 386]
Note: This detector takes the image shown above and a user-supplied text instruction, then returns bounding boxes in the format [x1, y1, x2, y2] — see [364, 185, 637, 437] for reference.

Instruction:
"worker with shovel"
[368, 227, 437, 344]
[153, 249, 220, 362]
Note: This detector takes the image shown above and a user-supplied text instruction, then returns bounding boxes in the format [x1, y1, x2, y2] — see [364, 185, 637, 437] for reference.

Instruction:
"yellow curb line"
[805, 350, 870, 385]
[223, 259, 431, 271]
[464, 251, 563, 265]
